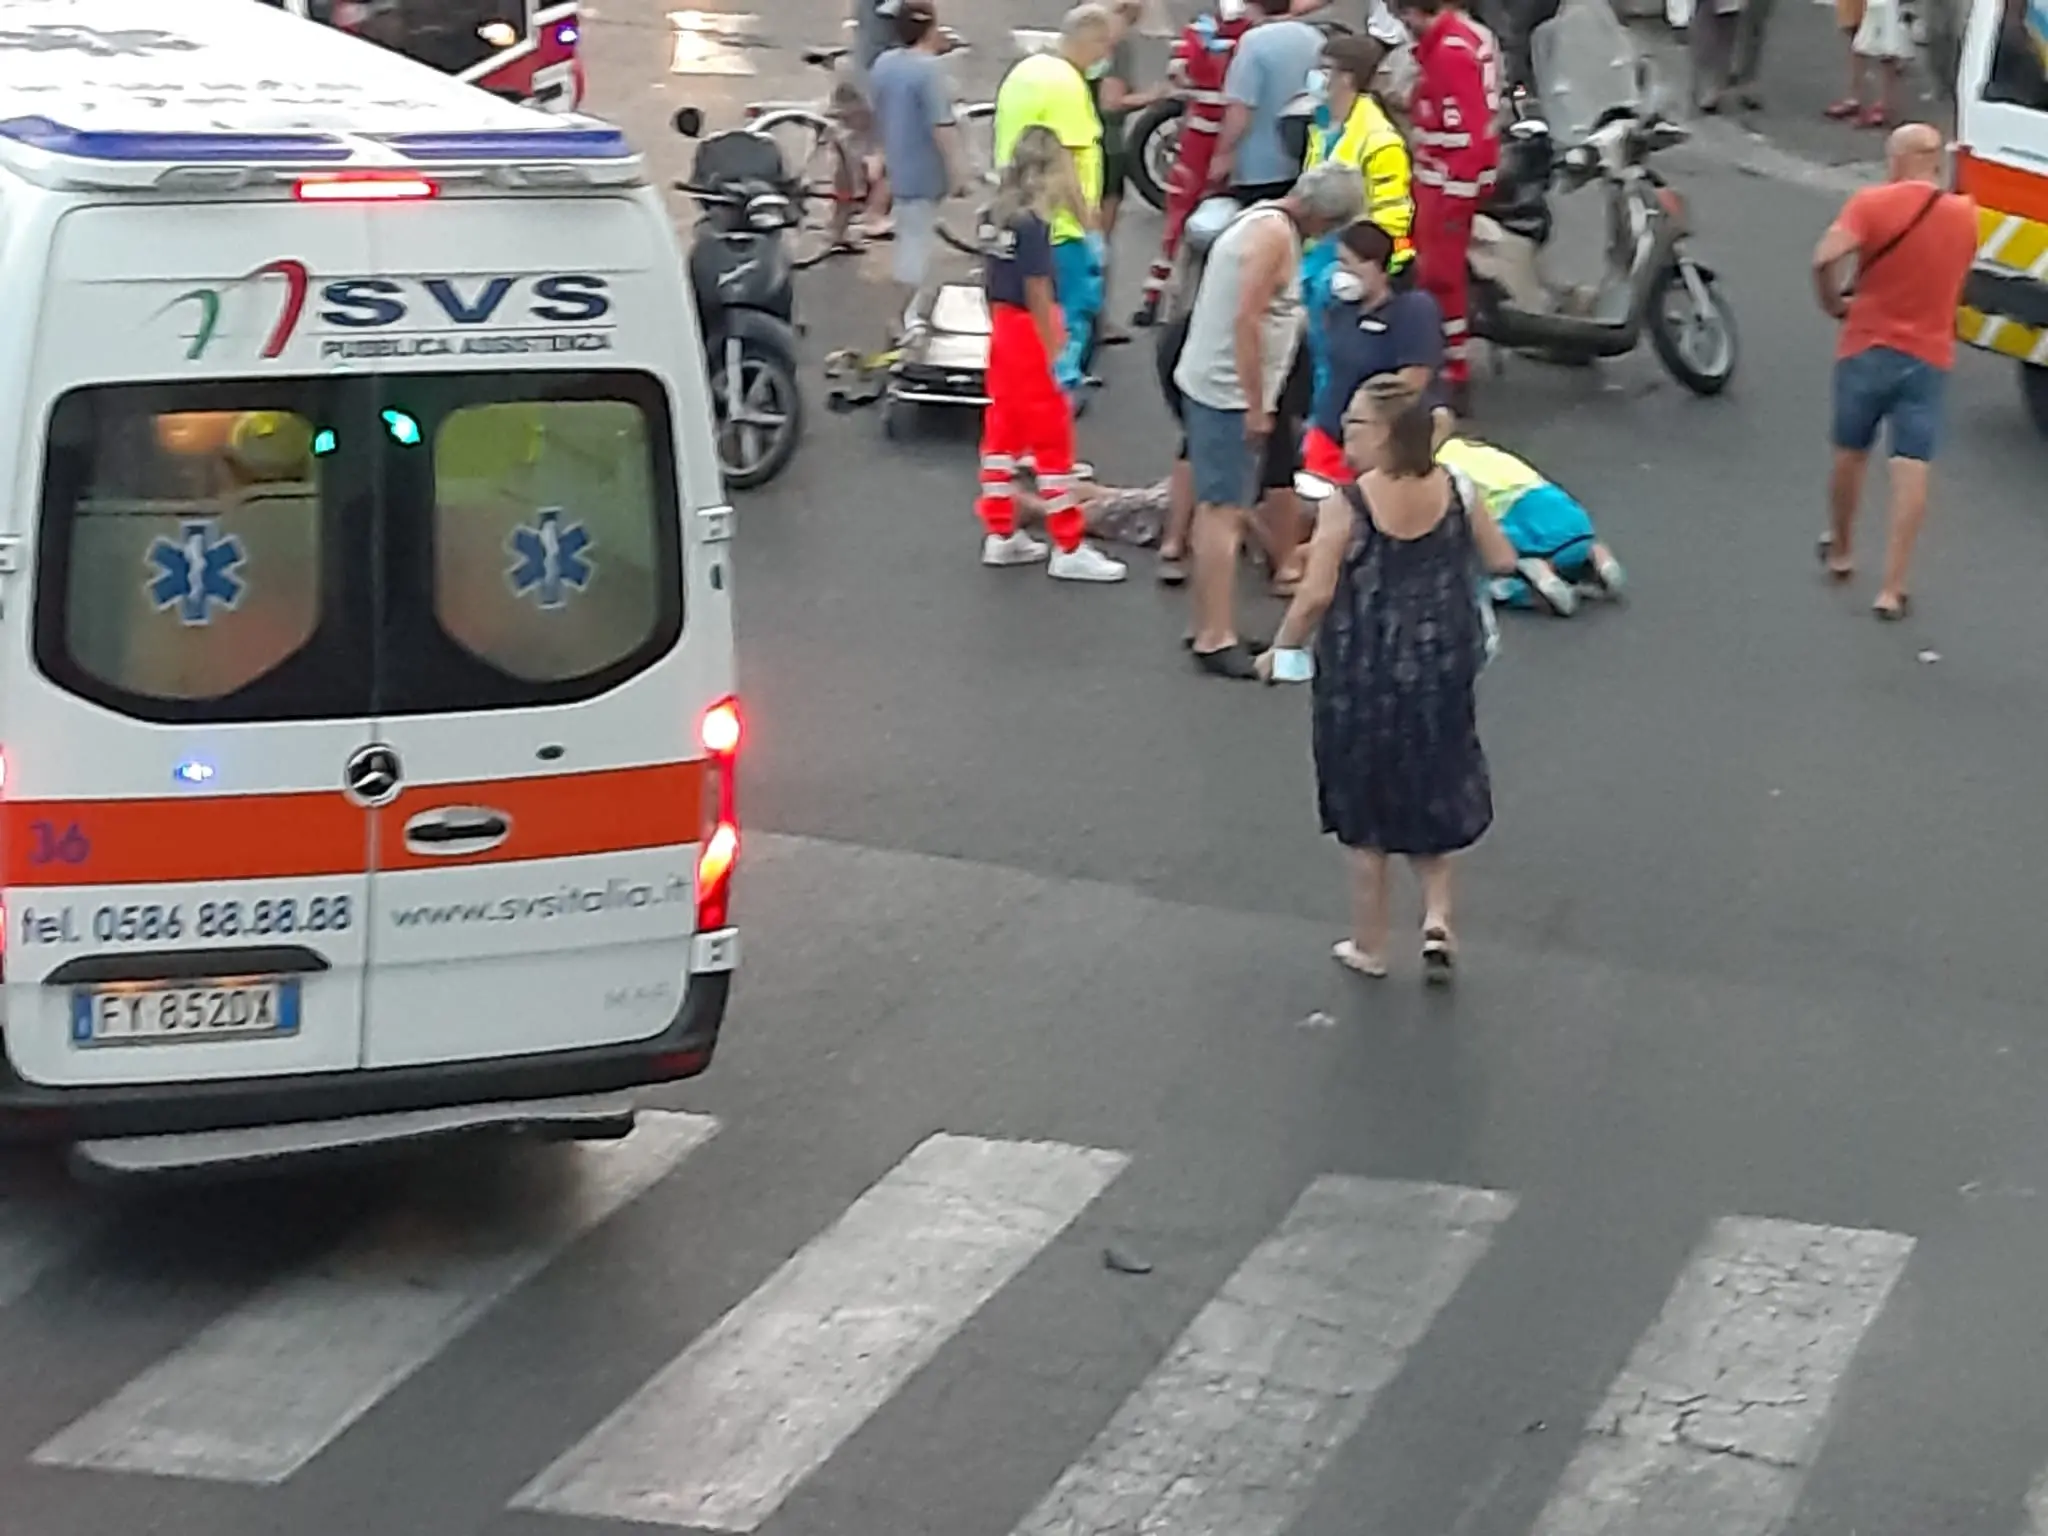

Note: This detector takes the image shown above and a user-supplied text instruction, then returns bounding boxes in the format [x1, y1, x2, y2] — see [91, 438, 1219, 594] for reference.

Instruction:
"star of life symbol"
[144, 518, 248, 626]
[506, 507, 595, 609]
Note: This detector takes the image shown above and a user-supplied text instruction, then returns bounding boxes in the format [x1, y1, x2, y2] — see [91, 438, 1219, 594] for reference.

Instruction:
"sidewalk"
[1628, 0, 1954, 172]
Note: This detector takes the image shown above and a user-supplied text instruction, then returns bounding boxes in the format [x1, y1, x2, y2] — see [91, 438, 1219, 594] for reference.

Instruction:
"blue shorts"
[1182, 399, 1258, 507]
[1831, 346, 1950, 463]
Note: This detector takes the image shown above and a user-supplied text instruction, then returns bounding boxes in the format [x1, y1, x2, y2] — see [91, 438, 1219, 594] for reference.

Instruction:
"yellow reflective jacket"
[1306, 95, 1413, 268]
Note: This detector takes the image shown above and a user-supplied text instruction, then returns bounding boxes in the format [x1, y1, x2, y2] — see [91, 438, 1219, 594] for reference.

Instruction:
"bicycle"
[742, 30, 998, 268]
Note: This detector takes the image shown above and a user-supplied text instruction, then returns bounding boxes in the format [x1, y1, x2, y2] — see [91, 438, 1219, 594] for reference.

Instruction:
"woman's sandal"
[1422, 926, 1456, 987]
[1825, 98, 1863, 120]
[1191, 641, 1261, 680]
[1874, 593, 1911, 620]
[1333, 941, 1388, 979]
[1815, 534, 1854, 583]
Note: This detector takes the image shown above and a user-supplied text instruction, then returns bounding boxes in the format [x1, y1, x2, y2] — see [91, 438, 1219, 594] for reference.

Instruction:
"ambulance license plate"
[70, 979, 300, 1047]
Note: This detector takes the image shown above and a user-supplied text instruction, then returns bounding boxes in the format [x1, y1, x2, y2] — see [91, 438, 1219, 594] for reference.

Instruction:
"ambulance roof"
[0, 0, 631, 174]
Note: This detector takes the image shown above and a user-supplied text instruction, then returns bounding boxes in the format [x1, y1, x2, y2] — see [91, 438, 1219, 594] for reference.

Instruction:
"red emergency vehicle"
[256, 0, 586, 113]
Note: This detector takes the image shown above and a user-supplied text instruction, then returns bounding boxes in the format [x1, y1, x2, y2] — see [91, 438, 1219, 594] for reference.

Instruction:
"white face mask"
[1305, 67, 1329, 101]
[1330, 267, 1366, 303]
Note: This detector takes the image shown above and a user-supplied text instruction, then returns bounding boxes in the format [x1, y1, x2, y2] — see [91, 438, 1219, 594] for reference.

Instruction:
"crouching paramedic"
[1301, 221, 1443, 483]
[976, 126, 1129, 584]
[1400, 0, 1501, 415]
[993, 4, 1115, 396]
[1135, 0, 1253, 328]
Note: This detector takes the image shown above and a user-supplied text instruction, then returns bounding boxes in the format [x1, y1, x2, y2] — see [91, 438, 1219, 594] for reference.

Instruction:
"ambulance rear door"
[347, 192, 722, 1071]
[2, 201, 381, 1089]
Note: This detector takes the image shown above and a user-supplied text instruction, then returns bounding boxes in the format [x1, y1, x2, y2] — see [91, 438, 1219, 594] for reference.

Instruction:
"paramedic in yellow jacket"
[1301, 34, 1415, 404]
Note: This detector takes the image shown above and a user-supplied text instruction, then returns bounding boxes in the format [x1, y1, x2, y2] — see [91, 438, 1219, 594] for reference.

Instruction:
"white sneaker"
[983, 530, 1049, 566]
[1047, 542, 1128, 582]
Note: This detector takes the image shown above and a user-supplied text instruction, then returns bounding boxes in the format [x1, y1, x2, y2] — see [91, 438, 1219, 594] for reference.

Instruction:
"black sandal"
[1191, 642, 1260, 680]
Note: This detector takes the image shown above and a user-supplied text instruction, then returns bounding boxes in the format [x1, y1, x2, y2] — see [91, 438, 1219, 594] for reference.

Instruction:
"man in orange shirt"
[1810, 123, 1979, 620]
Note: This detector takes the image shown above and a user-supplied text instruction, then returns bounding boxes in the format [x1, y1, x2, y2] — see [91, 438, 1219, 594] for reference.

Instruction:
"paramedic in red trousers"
[1133, 0, 1253, 329]
[1398, 0, 1502, 418]
[975, 125, 1130, 584]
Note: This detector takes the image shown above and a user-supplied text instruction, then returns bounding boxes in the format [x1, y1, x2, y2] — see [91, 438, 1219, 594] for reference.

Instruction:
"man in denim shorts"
[1810, 124, 1977, 620]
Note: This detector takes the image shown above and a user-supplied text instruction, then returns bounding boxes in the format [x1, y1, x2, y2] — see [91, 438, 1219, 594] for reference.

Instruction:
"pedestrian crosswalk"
[0, 1115, 2031, 1532]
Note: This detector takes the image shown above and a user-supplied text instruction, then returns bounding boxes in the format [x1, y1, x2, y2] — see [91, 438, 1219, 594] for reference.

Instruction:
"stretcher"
[880, 282, 993, 440]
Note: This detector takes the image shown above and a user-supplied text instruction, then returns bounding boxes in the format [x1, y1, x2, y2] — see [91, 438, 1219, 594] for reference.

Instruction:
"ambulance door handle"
[402, 807, 512, 857]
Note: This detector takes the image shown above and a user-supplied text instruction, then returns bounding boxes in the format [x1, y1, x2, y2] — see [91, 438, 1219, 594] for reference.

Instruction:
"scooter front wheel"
[1648, 258, 1738, 396]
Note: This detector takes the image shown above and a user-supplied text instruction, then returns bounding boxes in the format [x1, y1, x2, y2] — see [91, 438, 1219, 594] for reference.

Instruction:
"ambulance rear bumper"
[0, 971, 730, 1155]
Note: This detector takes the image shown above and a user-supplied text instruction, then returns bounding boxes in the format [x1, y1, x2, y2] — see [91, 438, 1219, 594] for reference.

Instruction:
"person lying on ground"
[1433, 422, 1625, 617]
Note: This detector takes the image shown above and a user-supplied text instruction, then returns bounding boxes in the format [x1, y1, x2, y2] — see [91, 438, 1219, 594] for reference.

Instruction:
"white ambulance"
[0, 0, 741, 1179]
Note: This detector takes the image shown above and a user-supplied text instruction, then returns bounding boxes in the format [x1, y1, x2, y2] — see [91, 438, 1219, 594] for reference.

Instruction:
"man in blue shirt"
[1213, 0, 1324, 201]
[1302, 221, 1445, 479]
[868, 0, 964, 347]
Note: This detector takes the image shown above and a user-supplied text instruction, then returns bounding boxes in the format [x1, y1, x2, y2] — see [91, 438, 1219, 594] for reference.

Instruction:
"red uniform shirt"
[1171, 12, 1251, 136]
[1410, 10, 1503, 197]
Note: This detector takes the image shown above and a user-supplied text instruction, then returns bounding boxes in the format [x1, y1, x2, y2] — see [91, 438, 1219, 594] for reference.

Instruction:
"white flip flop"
[1332, 941, 1388, 979]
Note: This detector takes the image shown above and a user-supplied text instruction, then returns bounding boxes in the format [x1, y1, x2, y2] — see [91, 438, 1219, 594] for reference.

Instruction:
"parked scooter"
[1466, 12, 1738, 394]
[673, 109, 806, 491]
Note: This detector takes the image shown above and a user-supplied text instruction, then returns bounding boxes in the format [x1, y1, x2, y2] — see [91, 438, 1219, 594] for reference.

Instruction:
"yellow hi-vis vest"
[1307, 95, 1414, 269]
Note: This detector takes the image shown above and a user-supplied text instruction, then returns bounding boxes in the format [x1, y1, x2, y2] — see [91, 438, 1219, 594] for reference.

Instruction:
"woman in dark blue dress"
[1257, 376, 1517, 984]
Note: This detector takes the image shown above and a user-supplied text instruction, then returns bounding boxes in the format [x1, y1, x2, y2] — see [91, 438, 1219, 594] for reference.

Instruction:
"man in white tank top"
[1172, 160, 1364, 678]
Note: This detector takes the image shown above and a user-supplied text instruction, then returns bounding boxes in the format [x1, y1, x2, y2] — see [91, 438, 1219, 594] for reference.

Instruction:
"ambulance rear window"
[33, 371, 685, 725]
[431, 399, 665, 686]
[36, 388, 339, 719]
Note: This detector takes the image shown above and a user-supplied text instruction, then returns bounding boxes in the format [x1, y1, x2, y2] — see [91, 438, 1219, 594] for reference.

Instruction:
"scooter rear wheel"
[1648, 259, 1737, 396]
[1126, 97, 1182, 214]
[711, 311, 806, 491]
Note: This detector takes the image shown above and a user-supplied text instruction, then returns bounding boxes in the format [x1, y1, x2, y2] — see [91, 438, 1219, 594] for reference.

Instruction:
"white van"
[0, 0, 740, 1179]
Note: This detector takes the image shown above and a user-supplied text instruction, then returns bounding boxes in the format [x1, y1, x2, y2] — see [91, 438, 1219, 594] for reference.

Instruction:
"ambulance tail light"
[293, 173, 440, 203]
[697, 698, 741, 931]
[1, 746, 9, 984]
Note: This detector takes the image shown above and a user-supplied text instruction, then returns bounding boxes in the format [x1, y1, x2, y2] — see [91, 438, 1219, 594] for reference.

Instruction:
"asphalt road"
[6, 5, 2048, 1536]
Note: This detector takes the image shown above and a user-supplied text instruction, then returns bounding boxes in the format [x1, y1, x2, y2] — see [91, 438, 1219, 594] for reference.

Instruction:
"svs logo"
[167, 265, 612, 362]
[319, 274, 611, 328]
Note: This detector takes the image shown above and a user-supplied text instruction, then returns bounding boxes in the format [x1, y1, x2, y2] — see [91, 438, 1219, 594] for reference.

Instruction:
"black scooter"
[673, 109, 806, 491]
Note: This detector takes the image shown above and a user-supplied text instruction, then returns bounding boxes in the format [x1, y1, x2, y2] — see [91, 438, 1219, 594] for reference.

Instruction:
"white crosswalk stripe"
[1009, 1177, 1516, 1536]
[0, 1139, 1942, 1531]
[512, 1132, 1130, 1532]
[1527, 1215, 1916, 1536]
[30, 1109, 718, 1484]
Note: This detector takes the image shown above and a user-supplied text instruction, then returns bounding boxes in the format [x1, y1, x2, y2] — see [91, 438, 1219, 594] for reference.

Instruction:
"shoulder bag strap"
[1858, 187, 1944, 279]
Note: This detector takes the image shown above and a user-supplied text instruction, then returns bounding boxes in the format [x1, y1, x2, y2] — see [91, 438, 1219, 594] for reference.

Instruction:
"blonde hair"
[990, 124, 1086, 234]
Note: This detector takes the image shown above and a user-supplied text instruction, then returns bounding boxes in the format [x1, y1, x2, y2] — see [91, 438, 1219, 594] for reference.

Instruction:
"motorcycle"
[673, 109, 807, 491]
[1124, 13, 1362, 212]
[1465, 0, 1738, 394]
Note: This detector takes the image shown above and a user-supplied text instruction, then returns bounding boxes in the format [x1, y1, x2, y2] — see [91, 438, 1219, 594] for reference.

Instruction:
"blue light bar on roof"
[0, 115, 352, 162]
[374, 127, 633, 161]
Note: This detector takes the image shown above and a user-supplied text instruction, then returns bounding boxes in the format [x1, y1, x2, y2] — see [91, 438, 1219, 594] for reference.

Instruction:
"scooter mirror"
[1294, 471, 1338, 502]
[674, 107, 704, 139]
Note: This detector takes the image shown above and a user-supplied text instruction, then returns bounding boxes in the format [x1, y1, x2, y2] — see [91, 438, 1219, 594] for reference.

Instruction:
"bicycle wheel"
[752, 109, 855, 268]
